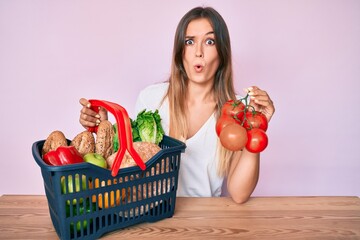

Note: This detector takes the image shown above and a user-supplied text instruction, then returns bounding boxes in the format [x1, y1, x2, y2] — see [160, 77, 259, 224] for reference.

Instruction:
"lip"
[194, 64, 204, 73]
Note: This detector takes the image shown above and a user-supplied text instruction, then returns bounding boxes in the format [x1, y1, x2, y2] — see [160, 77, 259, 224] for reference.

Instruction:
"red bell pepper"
[43, 146, 84, 166]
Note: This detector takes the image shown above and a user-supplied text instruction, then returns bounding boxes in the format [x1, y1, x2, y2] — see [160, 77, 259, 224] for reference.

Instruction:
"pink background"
[0, 0, 359, 196]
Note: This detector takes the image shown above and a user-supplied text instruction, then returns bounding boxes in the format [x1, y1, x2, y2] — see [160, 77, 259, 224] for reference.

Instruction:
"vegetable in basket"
[113, 123, 119, 152]
[66, 198, 96, 233]
[61, 160, 107, 206]
[61, 174, 87, 205]
[43, 146, 84, 166]
[91, 178, 124, 209]
[135, 109, 164, 144]
[113, 109, 165, 152]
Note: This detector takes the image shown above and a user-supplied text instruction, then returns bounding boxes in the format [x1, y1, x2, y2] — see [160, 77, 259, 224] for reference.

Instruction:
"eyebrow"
[185, 31, 215, 39]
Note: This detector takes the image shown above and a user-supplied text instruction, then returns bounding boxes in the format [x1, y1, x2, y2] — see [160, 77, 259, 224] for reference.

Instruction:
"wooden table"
[0, 195, 359, 239]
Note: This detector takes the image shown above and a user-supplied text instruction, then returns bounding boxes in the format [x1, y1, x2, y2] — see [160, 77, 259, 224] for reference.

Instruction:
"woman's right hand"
[79, 98, 108, 129]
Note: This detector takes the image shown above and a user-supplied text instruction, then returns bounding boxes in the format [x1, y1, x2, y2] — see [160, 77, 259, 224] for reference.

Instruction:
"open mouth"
[194, 64, 203, 72]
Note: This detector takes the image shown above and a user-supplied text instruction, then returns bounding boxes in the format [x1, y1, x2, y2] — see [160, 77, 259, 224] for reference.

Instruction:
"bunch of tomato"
[216, 98, 268, 153]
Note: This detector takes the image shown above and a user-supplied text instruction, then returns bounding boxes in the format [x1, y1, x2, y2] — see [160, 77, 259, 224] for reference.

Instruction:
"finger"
[251, 94, 274, 110]
[244, 86, 260, 93]
[247, 88, 271, 104]
[247, 103, 260, 112]
[79, 118, 99, 128]
[79, 98, 91, 108]
[98, 107, 108, 121]
[81, 106, 100, 118]
[80, 110, 100, 122]
[80, 112, 101, 125]
[245, 87, 268, 103]
[247, 97, 262, 111]
[249, 89, 268, 98]
[79, 98, 102, 129]
[80, 107, 101, 128]
[253, 98, 273, 107]
[250, 94, 272, 103]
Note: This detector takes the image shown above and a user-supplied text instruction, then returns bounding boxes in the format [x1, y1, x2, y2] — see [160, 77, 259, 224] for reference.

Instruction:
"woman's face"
[183, 18, 220, 85]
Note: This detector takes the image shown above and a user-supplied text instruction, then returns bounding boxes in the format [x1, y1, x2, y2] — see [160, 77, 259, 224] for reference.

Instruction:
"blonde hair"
[163, 7, 237, 177]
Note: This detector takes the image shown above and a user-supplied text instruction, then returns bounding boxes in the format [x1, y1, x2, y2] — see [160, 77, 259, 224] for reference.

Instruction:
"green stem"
[238, 92, 256, 129]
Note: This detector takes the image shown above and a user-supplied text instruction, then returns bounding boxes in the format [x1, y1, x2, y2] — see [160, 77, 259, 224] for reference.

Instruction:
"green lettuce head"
[112, 109, 164, 153]
[135, 109, 164, 144]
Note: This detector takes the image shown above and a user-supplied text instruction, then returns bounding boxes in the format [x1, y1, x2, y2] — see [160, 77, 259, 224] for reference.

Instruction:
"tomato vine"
[217, 93, 269, 153]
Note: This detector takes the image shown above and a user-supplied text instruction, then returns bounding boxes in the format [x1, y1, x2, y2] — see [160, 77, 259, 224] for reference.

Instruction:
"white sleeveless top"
[134, 82, 224, 197]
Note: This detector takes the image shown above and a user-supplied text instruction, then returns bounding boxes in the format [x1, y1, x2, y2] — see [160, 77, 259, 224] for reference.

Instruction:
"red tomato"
[235, 110, 245, 123]
[219, 123, 248, 151]
[243, 111, 268, 131]
[221, 100, 245, 117]
[216, 116, 239, 136]
[245, 128, 268, 153]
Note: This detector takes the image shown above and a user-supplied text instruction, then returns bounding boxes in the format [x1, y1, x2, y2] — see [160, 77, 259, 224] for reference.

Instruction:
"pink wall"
[0, 0, 359, 196]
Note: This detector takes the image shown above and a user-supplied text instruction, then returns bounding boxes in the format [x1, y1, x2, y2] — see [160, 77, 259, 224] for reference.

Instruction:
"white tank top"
[134, 82, 224, 197]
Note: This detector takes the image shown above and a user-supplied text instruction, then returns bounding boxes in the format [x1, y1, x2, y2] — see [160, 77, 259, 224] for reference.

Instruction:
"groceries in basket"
[32, 100, 186, 239]
[41, 109, 165, 171]
[41, 109, 166, 207]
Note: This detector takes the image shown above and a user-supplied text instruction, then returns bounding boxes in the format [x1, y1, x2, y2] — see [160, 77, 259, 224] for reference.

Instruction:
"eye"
[185, 39, 194, 45]
[205, 39, 215, 45]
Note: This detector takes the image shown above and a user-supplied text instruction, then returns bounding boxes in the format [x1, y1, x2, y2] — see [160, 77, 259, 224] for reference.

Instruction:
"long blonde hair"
[163, 7, 237, 177]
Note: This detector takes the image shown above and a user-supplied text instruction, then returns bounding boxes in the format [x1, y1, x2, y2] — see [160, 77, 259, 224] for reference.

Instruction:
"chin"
[188, 76, 213, 84]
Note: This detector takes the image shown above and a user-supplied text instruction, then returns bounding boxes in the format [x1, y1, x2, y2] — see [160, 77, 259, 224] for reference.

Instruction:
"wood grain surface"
[0, 195, 359, 239]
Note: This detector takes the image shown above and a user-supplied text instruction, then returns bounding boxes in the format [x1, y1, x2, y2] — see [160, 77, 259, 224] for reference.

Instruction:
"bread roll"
[42, 130, 67, 156]
[70, 131, 95, 156]
[95, 120, 114, 159]
[106, 141, 161, 169]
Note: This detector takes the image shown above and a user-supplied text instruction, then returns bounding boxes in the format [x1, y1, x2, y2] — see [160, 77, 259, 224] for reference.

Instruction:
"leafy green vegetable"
[113, 123, 119, 152]
[131, 118, 141, 142]
[112, 109, 164, 152]
[135, 109, 164, 144]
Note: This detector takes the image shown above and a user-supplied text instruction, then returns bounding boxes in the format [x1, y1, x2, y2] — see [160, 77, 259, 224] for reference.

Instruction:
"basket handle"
[87, 99, 146, 176]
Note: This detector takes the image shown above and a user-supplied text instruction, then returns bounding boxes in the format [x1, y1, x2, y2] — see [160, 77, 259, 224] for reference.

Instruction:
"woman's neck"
[185, 81, 216, 139]
[187, 81, 215, 104]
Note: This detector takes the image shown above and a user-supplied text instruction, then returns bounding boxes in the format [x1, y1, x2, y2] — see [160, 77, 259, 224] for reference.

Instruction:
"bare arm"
[227, 150, 260, 203]
[227, 86, 275, 203]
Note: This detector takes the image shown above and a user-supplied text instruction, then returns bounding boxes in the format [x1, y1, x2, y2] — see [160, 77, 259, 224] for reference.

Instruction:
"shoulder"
[135, 82, 169, 113]
[139, 82, 169, 97]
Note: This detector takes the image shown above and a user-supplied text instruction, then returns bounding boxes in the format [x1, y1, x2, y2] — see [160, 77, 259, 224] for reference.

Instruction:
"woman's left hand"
[246, 86, 275, 122]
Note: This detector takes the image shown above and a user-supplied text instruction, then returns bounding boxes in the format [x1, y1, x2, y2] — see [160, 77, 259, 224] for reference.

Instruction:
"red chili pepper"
[43, 146, 84, 166]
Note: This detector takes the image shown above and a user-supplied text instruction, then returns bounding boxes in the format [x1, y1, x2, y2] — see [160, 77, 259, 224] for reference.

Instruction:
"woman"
[79, 6, 275, 203]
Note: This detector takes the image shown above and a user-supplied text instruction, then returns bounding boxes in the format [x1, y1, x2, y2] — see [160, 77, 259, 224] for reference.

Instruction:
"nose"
[195, 43, 203, 58]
